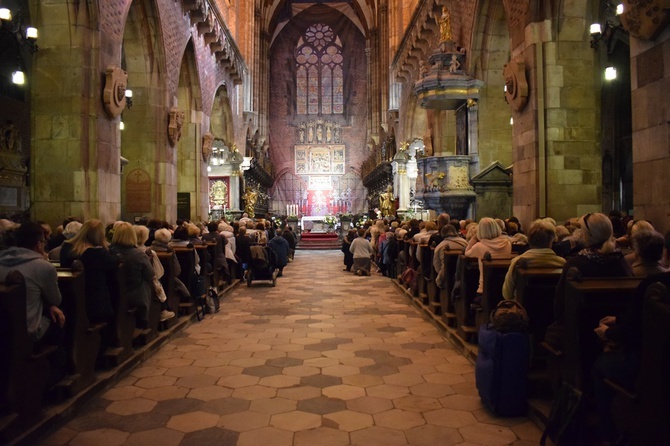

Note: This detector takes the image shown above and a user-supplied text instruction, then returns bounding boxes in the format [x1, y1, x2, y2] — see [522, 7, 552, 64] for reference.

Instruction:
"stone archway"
[176, 40, 206, 221]
[210, 85, 234, 145]
[120, 0, 167, 222]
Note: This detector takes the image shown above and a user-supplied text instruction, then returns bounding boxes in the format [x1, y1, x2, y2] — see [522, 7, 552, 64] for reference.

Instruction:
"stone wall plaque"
[0, 187, 19, 207]
[177, 192, 191, 221]
[125, 168, 152, 213]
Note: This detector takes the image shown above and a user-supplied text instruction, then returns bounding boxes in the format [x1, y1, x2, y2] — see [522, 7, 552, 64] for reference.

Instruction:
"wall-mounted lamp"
[604, 66, 617, 80]
[0, 8, 39, 53]
[125, 89, 133, 109]
[1, 7, 38, 87]
[590, 2, 625, 51]
[11, 69, 25, 85]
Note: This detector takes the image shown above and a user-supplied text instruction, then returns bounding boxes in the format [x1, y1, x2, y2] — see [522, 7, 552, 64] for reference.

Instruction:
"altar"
[300, 216, 336, 233]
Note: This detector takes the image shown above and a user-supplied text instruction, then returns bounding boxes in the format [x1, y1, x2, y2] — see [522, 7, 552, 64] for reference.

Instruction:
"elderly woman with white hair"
[48, 221, 82, 261]
[552, 212, 632, 326]
[464, 217, 512, 295]
[135, 225, 175, 321]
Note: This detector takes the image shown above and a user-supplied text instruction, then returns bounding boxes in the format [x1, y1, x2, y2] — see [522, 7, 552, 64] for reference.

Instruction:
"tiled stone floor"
[42, 250, 542, 446]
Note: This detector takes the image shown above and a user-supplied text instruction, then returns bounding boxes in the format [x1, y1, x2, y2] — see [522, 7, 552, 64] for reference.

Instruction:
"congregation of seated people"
[0, 213, 295, 442]
[344, 209, 670, 445]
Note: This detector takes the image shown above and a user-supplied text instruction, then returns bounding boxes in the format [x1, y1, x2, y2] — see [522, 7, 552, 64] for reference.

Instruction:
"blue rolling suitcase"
[475, 323, 530, 416]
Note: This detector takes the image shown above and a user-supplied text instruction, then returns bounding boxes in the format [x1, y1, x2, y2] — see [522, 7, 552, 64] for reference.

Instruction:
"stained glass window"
[295, 24, 343, 115]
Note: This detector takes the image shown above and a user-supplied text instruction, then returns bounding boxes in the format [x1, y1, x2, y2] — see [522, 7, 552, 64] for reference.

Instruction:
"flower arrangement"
[323, 215, 338, 227]
[338, 212, 353, 220]
[354, 215, 369, 228]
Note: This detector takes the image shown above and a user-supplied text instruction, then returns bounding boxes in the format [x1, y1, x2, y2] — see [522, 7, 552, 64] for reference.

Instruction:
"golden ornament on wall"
[503, 58, 529, 112]
[168, 107, 185, 147]
[103, 66, 128, 118]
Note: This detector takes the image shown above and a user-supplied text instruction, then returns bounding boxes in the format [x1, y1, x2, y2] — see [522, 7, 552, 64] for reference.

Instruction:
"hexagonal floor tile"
[323, 410, 374, 432]
[249, 397, 297, 415]
[374, 408, 425, 430]
[297, 396, 347, 415]
[271, 410, 322, 431]
[166, 411, 220, 433]
[218, 410, 270, 432]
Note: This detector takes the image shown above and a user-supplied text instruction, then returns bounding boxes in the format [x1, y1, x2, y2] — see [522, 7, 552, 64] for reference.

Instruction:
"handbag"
[401, 267, 417, 287]
[490, 300, 529, 333]
[189, 271, 207, 321]
[540, 381, 585, 445]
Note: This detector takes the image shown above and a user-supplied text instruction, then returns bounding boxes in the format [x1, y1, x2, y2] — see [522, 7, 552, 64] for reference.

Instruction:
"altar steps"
[297, 232, 341, 250]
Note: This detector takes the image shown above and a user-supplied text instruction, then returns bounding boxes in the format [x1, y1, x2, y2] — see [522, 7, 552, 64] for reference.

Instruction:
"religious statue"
[439, 6, 452, 42]
[333, 123, 341, 143]
[0, 121, 21, 153]
[449, 55, 461, 73]
[243, 187, 258, 218]
[307, 121, 314, 143]
[299, 122, 306, 143]
[379, 185, 395, 217]
[316, 120, 324, 143]
[325, 121, 333, 143]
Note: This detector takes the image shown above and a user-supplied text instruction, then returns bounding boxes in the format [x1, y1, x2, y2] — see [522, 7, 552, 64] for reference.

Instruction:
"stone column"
[467, 100, 480, 176]
[379, 0, 389, 132]
[228, 154, 242, 211]
[629, 28, 670, 233]
[258, 31, 271, 139]
[30, 2, 120, 227]
[513, 17, 600, 227]
[392, 155, 409, 210]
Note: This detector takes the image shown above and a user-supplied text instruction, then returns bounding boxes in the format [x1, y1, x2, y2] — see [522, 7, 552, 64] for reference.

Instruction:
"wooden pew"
[454, 255, 480, 343]
[476, 257, 515, 330]
[0, 271, 57, 442]
[395, 238, 407, 280]
[609, 276, 670, 445]
[102, 262, 134, 367]
[155, 251, 179, 329]
[56, 269, 104, 397]
[514, 265, 563, 343]
[563, 276, 642, 392]
[416, 241, 430, 304]
[426, 246, 440, 315]
[438, 249, 461, 328]
[173, 247, 197, 315]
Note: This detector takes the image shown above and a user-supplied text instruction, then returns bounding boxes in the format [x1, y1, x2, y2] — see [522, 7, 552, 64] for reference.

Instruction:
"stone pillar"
[228, 154, 243, 211]
[30, 2, 120, 227]
[258, 31, 271, 139]
[513, 18, 600, 227]
[392, 155, 409, 210]
[379, 0, 390, 132]
[467, 100, 480, 176]
[629, 28, 670, 233]
[365, 46, 374, 139]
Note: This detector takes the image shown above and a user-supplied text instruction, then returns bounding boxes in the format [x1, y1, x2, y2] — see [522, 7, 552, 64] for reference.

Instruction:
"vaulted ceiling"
[262, 0, 377, 37]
